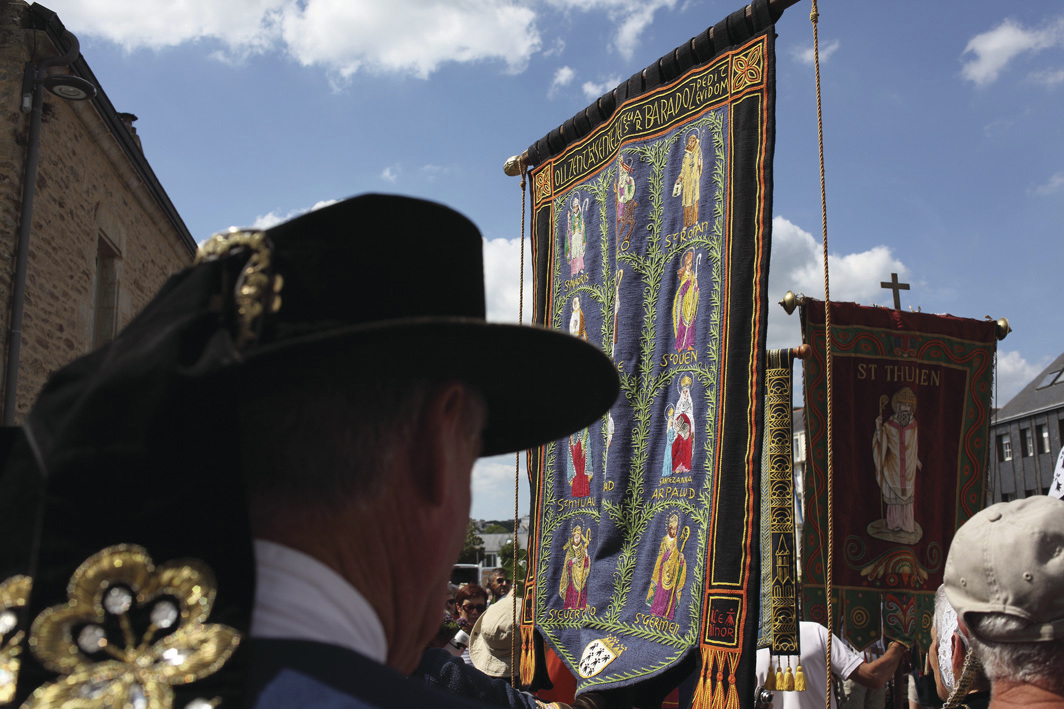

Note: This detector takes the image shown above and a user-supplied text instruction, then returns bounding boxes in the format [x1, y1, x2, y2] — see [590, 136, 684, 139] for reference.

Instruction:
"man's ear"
[950, 632, 966, 681]
[413, 382, 479, 506]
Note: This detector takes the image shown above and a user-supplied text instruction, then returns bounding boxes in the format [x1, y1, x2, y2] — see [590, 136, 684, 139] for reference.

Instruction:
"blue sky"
[49, 0, 1064, 519]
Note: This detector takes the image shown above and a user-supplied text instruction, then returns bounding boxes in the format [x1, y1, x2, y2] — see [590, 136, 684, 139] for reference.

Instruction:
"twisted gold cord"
[809, 3, 836, 707]
[512, 167, 527, 688]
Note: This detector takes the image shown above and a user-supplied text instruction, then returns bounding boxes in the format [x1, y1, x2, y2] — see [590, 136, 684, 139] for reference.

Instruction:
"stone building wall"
[0, 1, 194, 422]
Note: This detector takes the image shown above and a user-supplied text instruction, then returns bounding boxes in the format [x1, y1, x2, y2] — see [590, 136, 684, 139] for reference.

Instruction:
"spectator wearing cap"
[943, 496, 1064, 709]
[469, 590, 519, 679]
[928, 585, 990, 709]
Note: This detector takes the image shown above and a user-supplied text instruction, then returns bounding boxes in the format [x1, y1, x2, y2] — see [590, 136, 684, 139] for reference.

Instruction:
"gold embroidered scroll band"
[195, 228, 283, 351]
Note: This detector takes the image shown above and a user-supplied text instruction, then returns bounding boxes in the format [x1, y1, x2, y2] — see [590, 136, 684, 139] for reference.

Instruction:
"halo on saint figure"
[677, 374, 693, 395]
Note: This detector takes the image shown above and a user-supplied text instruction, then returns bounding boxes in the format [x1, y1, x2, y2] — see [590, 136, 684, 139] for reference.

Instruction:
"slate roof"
[994, 350, 1064, 423]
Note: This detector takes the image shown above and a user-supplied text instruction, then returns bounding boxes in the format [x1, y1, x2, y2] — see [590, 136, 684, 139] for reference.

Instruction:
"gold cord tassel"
[724, 653, 740, 709]
[764, 653, 776, 690]
[794, 663, 807, 691]
[783, 659, 795, 691]
[691, 648, 715, 709]
[775, 660, 786, 692]
[711, 651, 727, 709]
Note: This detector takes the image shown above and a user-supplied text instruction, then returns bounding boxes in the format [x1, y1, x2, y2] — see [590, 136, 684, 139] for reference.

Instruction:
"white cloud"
[247, 198, 340, 231]
[542, 0, 678, 59]
[1033, 171, 1064, 196]
[766, 216, 910, 352]
[549, 65, 575, 98]
[582, 76, 622, 101]
[46, 0, 540, 80]
[791, 38, 839, 66]
[961, 17, 1064, 87]
[380, 165, 399, 183]
[995, 350, 1051, 406]
[1029, 67, 1064, 87]
[482, 236, 534, 323]
[471, 452, 529, 521]
[281, 0, 540, 79]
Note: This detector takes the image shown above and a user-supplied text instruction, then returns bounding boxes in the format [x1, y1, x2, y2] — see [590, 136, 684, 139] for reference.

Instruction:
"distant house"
[0, 2, 195, 422]
[988, 350, 1064, 503]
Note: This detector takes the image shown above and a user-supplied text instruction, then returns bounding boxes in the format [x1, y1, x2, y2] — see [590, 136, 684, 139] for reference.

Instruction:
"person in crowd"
[943, 496, 1064, 709]
[755, 621, 909, 709]
[487, 570, 511, 604]
[928, 585, 990, 709]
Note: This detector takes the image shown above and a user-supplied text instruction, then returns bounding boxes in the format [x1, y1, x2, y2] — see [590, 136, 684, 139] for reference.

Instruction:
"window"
[1037, 370, 1064, 389]
[793, 432, 805, 463]
[1037, 424, 1050, 454]
[93, 237, 121, 348]
[998, 434, 1012, 462]
[1002, 492, 1014, 502]
[1022, 428, 1035, 457]
[1025, 488, 1036, 498]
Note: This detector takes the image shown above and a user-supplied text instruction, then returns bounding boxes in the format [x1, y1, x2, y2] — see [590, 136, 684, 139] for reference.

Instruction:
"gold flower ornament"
[1, 574, 32, 703]
[24, 545, 240, 708]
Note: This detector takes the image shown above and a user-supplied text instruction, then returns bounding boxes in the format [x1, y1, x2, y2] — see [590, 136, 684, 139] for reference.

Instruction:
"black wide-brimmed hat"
[1, 193, 618, 706]
[222, 193, 619, 455]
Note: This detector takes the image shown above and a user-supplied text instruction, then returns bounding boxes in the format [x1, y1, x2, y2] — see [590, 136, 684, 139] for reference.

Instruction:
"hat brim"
[244, 317, 620, 457]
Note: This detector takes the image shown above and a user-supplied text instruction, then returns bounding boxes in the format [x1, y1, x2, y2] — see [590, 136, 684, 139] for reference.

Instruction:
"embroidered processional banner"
[519, 1, 775, 702]
[757, 350, 800, 658]
[799, 300, 997, 653]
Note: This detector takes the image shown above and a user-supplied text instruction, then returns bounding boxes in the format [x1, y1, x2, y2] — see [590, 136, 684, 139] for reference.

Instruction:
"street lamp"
[3, 28, 97, 425]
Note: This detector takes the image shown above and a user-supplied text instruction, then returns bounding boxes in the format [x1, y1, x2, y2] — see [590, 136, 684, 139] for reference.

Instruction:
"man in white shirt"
[756, 621, 909, 709]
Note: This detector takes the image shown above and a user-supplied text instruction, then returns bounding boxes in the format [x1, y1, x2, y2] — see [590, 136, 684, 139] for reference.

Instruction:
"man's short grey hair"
[967, 613, 1064, 694]
[237, 354, 486, 523]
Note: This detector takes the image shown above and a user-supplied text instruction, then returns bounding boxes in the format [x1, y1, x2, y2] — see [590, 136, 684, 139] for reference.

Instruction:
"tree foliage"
[457, 520, 484, 564]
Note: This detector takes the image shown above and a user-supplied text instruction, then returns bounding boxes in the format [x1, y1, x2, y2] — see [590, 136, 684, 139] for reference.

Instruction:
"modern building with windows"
[988, 350, 1064, 503]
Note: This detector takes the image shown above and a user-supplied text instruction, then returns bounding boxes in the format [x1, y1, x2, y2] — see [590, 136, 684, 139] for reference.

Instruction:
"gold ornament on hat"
[196, 228, 284, 351]
[0, 574, 32, 703]
[24, 545, 240, 708]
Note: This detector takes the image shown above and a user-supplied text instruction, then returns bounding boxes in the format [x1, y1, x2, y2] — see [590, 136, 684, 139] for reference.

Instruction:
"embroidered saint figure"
[668, 376, 695, 473]
[615, 156, 637, 243]
[868, 386, 923, 545]
[566, 197, 588, 276]
[605, 411, 615, 474]
[672, 132, 703, 227]
[672, 413, 692, 473]
[672, 249, 700, 352]
[569, 296, 587, 341]
[646, 514, 689, 619]
[567, 428, 593, 498]
[559, 525, 591, 610]
[612, 269, 623, 348]
[661, 405, 676, 478]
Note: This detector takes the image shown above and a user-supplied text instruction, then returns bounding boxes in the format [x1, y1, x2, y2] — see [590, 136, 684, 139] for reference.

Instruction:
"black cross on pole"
[880, 273, 909, 310]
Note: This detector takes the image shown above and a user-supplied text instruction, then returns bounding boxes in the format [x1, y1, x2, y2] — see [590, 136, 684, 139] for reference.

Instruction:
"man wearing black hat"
[1, 194, 619, 708]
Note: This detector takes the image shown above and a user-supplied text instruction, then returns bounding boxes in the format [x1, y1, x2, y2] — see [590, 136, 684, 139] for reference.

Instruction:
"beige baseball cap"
[468, 592, 521, 678]
[943, 496, 1064, 643]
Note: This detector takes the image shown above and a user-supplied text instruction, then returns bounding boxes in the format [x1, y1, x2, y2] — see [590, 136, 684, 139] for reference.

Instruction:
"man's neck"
[989, 680, 1064, 709]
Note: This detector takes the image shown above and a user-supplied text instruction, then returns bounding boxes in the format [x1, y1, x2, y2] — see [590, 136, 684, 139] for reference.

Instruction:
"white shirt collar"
[250, 539, 388, 664]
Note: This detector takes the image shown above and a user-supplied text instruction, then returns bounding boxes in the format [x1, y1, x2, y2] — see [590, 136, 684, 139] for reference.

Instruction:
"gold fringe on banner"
[711, 651, 727, 709]
[795, 662, 807, 691]
[763, 652, 776, 691]
[519, 624, 536, 686]
[724, 652, 740, 709]
[690, 648, 714, 709]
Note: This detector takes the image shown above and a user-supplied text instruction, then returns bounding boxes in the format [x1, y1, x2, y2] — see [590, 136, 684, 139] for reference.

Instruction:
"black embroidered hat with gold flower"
[2, 194, 619, 707]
